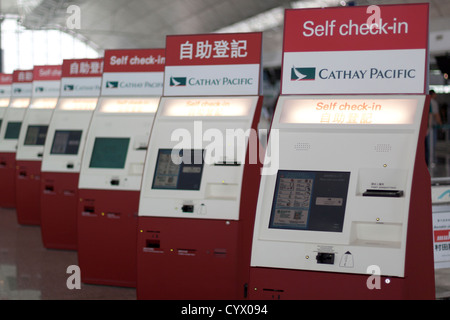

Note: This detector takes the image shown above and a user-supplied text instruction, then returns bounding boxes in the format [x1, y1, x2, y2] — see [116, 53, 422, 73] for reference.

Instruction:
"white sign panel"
[282, 49, 426, 95]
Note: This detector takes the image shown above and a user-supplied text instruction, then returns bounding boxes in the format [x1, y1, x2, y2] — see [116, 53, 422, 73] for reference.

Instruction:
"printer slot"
[363, 189, 404, 197]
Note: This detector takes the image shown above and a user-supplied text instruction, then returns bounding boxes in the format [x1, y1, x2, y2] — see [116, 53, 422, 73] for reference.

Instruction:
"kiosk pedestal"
[249, 95, 435, 300]
[41, 172, 80, 249]
[15, 161, 43, 225]
[78, 189, 139, 287]
[0, 152, 18, 208]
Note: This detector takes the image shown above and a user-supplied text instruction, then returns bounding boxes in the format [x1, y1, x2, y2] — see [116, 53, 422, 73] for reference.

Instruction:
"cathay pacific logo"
[170, 77, 187, 86]
[106, 81, 119, 88]
[291, 67, 316, 81]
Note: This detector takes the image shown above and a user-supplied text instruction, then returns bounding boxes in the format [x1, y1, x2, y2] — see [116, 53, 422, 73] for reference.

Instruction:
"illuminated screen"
[269, 170, 350, 232]
[24, 125, 48, 145]
[4, 122, 22, 139]
[50, 130, 82, 155]
[279, 98, 418, 125]
[161, 98, 253, 117]
[152, 149, 204, 190]
[89, 137, 130, 169]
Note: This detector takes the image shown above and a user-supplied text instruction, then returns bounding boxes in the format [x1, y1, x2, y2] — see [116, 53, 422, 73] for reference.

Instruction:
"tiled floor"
[0, 208, 135, 300]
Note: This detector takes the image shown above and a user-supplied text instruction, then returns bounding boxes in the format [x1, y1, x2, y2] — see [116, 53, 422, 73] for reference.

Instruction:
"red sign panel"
[165, 32, 262, 66]
[435, 229, 450, 243]
[13, 70, 33, 83]
[0, 73, 13, 85]
[283, 3, 428, 52]
[103, 48, 165, 73]
[62, 58, 104, 78]
[33, 65, 62, 81]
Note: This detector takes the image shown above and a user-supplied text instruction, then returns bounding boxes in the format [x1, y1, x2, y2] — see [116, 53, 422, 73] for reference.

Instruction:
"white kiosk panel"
[78, 96, 159, 190]
[139, 96, 258, 221]
[41, 97, 97, 172]
[16, 97, 58, 160]
[251, 95, 425, 277]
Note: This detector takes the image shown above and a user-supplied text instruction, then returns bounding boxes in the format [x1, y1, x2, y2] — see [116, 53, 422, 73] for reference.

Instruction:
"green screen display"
[89, 137, 130, 169]
[5, 122, 22, 139]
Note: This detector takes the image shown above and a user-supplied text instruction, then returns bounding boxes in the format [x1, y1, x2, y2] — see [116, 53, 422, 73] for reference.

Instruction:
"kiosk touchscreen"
[137, 33, 263, 300]
[0, 70, 33, 208]
[77, 49, 164, 287]
[40, 58, 103, 250]
[249, 95, 435, 299]
[15, 65, 61, 225]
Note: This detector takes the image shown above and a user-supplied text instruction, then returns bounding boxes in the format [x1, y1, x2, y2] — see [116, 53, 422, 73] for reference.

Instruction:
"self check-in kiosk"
[249, 4, 435, 300]
[0, 74, 13, 133]
[15, 65, 61, 225]
[0, 70, 33, 208]
[77, 49, 164, 287]
[137, 33, 263, 299]
[40, 58, 103, 249]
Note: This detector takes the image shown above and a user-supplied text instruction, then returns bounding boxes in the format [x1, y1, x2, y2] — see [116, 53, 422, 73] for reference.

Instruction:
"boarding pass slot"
[363, 189, 404, 197]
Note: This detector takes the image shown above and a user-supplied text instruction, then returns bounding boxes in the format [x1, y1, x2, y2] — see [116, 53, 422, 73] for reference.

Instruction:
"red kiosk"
[249, 4, 435, 300]
[0, 70, 33, 208]
[77, 49, 164, 287]
[40, 58, 103, 249]
[137, 32, 264, 299]
[15, 65, 61, 225]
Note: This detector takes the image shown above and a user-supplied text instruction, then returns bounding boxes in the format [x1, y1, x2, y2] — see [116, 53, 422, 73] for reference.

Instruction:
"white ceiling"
[1, 0, 450, 67]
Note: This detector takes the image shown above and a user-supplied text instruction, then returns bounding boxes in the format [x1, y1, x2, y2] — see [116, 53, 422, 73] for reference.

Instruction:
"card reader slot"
[82, 206, 97, 217]
[18, 171, 27, 178]
[213, 248, 227, 257]
[145, 239, 160, 248]
[44, 185, 55, 194]
[363, 189, 404, 197]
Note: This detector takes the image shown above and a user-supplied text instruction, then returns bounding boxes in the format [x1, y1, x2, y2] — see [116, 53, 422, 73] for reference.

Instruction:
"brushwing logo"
[106, 81, 119, 88]
[64, 84, 74, 91]
[170, 77, 187, 87]
[291, 67, 316, 81]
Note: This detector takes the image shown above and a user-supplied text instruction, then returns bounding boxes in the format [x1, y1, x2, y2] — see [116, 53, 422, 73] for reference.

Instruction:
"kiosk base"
[0, 152, 17, 208]
[137, 216, 246, 300]
[16, 160, 41, 225]
[40, 172, 79, 250]
[249, 267, 429, 300]
[77, 189, 139, 287]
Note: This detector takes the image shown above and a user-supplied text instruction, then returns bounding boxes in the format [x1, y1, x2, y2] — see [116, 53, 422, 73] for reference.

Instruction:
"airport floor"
[1, 143, 450, 300]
